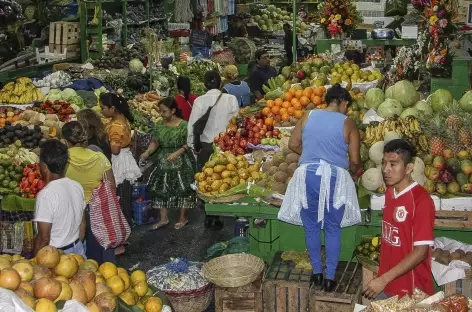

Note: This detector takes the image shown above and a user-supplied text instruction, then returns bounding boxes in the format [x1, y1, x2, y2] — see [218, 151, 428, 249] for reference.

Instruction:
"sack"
[192, 92, 223, 153]
[89, 176, 131, 249]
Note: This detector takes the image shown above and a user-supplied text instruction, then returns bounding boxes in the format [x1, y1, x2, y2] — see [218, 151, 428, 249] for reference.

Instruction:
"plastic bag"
[224, 237, 249, 255]
[436, 295, 468, 312]
[371, 295, 399, 312]
[205, 242, 228, 261]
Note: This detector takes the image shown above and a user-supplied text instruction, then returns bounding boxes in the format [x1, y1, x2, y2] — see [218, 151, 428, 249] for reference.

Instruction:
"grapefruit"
[130, 270, 146, 284]
[0, 257, 11, 270]
[69, 280, 88, 304]
[119, 290, 137, 305]
[0, 268, 21, 290]
[133, 280, 149, 297]
[93, 292, 117, 312]
[12, 260, 34, 282]
[99, 262, 117, 279]
[18, 281, 34, 296]
[144, 296, 163, 312]
[118, 272, 131, 290]
[33, 277, 62, 301]
[35, 298, 57, 312]
[36, 246, 60, 269]
[54, 281, 73, 302]
[106, 275, 125, 295]
[55, 255, 78, 278]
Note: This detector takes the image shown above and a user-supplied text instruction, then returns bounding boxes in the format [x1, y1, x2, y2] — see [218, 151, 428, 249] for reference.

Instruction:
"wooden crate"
[309, 261, 363, 312]
[262, 252, 311, 312]
[359, 258, 379, 306]
[48, 44, 80, 58]
[443, 278, 472, 298]
[215, 273, 263, 312]
[49, 22, 80, 46]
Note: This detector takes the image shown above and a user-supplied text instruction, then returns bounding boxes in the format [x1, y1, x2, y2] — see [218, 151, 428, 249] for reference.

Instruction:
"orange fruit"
[294, 110, 304, 119]
[313, 87, 324, 97]
[319, 104, 328, 109]
[266, 100, 274, 107]
[319, 86, 327, 94]
[274, 115, 281, 123]
[284, 92, 293, 102]
[262, 107, 271, 116]
[281, 114, 290, 121]
[302, 88, 312, 98]
[287, 107, 295, 116]
[290, 98, 299, 106]
[294, 90, 303, 99]
[265, 117, 274, 126]
[279, 107, 288, 115]
[293, 102, 302, 110]
[299, 96, 310, 107]
[271, 106, 280, 114]
[312, 95, 322, 106]
[282, 101, 291, 108]
[274, 98, 283, 106]
[288, 87, 297, 96]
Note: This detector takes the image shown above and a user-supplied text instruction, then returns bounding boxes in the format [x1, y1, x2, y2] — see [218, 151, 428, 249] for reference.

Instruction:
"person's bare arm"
[34, 222, 51, 255]
[140, 139, 159, 161]
[104, 169, 116, 189]
[345, 118, 361, 176]
[79, 214, 86, 241]
[288, 112, 309, 155]
[364, 245, 429, 299]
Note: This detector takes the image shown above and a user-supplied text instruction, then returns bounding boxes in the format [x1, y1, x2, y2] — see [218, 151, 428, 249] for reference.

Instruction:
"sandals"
[174, 220, 189, 230]
[148, 221, 169, 232]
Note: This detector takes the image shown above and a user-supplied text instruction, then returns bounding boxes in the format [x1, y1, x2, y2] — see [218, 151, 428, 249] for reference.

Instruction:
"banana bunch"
[262, 75, 285, 94]
[364, 117, 428, 153]
[0, 77, 44, 104]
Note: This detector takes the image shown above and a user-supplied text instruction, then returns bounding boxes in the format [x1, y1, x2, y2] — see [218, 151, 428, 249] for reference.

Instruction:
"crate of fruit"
[355, 235, 381, 269]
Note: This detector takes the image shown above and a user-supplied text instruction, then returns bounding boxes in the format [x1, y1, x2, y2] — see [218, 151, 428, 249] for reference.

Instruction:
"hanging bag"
[89, 168, 131, 249]
[192, 91, 223, 153]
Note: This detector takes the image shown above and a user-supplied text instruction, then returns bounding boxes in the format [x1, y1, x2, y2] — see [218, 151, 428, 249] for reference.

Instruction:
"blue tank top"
[299, 110, 349, 169]
[224, 82, 251, 107]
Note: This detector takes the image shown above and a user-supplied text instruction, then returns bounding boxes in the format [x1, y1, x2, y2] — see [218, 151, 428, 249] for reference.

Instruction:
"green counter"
[316, 39, 417, 54]
[206, 200, 472, 262]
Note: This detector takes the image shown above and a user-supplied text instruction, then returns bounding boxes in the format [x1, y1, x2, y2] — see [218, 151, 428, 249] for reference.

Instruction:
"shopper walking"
[62, 121, 117, 264]
[100, 93, 141, 256]
[174, 76, 197, 121]
[187, 70, 239, 229]
[278, 84, 362, 292]
[140, 97, 197, 230]
[222, 65, 251, 107]
[77, 108, 112, 161]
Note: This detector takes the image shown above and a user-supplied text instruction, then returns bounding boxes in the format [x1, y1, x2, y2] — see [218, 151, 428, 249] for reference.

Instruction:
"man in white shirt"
[34, 140, 86, 257]
[187, 70, 239, 229]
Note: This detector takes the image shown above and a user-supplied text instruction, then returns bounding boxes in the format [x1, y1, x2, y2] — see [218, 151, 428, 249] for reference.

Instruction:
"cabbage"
[391, 80, 419, 107]
[377, 99, 403, 119]
[385, 85, 394, 99]
[413, 100, 433, 116]
[400, 107, 420, 119]
[428, 89, 453, 113]
[129, 59, 144, 73]
[459, 90, 472, 112]
[62, 88, 77, 99]
[68, 95, 84, 108]
[46, 89, 63, 101]
[365, 88, 385, 109]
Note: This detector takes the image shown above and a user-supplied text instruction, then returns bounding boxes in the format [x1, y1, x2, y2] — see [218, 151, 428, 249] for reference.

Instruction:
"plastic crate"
[132, 200, 155, 225]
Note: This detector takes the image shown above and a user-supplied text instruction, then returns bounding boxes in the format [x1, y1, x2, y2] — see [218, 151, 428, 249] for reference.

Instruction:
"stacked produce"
[19, 163, 44, 198]
[129, 92, 162, 123]
[257, 149, 299, 195]
[356, 236, 381, 263]
[433, 247, 472, 266]
[0, 106, 21, 126]
[90, 46, 146, 70]
[33, 71, 72, 88]
[0, 245, 165, 311]
[195, 152, 262, 197]
[0, 0, 23, 27]
[0, 123, 43, 149]
[0, 78, 44, 104]
[173, 60, 221, 96]
[250, 4, 308, 33]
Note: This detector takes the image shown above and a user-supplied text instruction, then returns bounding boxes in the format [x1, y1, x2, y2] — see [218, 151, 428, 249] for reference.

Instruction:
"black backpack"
[193, 92, 223, 153]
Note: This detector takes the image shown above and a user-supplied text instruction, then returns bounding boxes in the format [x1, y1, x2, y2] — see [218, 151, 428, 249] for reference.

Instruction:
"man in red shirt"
[364, 139, 435, 300]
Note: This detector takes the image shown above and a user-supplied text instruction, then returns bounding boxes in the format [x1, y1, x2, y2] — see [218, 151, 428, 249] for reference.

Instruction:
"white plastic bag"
[0, 288, 34, 312]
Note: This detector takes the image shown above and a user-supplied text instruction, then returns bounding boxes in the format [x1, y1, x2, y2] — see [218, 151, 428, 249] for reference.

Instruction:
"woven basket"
[196, 191, 245, 203]
[164, 283, 213, 312]
[202, 253, 265, 288]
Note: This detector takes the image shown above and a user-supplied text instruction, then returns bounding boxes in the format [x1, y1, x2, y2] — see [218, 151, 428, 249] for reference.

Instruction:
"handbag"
[89, 171, 131, 249]
[193, 91, 223, 153]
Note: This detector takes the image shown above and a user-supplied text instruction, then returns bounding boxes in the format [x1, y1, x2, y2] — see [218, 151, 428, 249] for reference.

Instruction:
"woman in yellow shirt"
[62, 121, 117, 264]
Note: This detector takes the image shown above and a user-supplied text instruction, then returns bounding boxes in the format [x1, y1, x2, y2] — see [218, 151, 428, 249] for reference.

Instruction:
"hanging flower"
[440, 48, 447, 56]
[433, 5, 438, 11]
[333, 8, 338, 13]
[345, 18, 352, 25]
[438, 18, 448, 27]
[321, 18, 326, 23]
[335, 14, 342, 20]
[438, 10, 445, 17]
[429, 15, 438, 25]
[330, 14, 335, 20]
[325, 10, 331, 15]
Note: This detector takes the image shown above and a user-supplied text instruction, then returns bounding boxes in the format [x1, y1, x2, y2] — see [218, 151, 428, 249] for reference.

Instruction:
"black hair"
[204, 70, 221, 90]
[177, 76, 191, 101]
[40, 139, 69, 175]
[159, 97, 183, 119]
[62, 121, 88, 146]
[99, 92, 134, 123]
[383, 139, 417, 164]
[283, 23, 290, 29]
[324, 84, 352, 106]
[255, 49, 268, 60]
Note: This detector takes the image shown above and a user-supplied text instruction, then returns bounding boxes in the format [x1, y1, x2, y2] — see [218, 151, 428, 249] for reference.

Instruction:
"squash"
[49, 127, 57, 138]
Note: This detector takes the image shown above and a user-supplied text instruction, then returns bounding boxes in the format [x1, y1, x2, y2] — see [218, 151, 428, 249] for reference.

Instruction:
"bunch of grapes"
[166, 258, 190, 273]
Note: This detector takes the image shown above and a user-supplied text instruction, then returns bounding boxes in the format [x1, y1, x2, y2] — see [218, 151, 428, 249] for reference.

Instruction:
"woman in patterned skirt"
[140, 97, 197, 230]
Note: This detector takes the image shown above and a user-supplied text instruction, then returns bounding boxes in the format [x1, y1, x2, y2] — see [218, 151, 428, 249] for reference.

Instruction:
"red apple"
[266, 131, 273, 138]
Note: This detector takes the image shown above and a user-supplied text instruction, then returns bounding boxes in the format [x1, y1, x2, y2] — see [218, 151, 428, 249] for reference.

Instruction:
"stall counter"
[315, 38, 417, 54]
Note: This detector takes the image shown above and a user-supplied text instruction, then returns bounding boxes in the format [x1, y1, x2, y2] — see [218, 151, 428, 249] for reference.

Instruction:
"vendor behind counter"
[248, 49, 278, 100]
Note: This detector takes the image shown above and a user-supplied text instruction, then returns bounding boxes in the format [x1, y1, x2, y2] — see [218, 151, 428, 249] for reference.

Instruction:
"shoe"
[204, 216, 213, 228]
[212, 218, 224, 230]
[323, 279, 337, 292]
[310, 273, 323, 287]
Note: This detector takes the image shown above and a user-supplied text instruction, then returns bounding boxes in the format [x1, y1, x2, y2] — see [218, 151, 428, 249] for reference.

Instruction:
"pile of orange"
[262, 87, 327, 124]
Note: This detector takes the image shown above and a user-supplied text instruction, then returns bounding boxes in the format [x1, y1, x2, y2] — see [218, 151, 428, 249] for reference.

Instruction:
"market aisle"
[117, 210, 235, 272]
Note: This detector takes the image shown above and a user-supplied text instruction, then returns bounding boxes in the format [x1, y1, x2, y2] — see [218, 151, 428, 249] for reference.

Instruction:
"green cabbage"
[62, 88, 77, 99]
[459, 91, 472, 112]
[428, 89, 453, 113]
[413, 100, 433, 116]
[68, 95, 84, 109]
[365, 88, 385, 109]
[45, 89, 63, 101]
[377, 99, 403, 119]
[391, 80, 419, 107]
[129, 59, 144, 73]
[400, 107, 420, 119]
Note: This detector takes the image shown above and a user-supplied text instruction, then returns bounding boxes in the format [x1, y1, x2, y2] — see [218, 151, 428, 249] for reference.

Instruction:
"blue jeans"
[300, 164, 345, 280]
[64, 240, 86, 258]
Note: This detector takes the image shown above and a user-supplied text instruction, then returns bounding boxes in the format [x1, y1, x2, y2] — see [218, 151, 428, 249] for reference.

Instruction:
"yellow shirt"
[106, 119, 132, 148]
[65, 147, 112, 203]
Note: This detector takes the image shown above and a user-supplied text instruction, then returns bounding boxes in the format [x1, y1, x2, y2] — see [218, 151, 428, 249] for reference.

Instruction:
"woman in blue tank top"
[286, 84, 362, 292]
[222, 65, 251, 107]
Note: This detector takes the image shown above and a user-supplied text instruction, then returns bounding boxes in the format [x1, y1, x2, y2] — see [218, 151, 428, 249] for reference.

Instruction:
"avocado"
[3, 139, 11, 145]
[14, 130, 24, 138]
[14, 124, 22, 130]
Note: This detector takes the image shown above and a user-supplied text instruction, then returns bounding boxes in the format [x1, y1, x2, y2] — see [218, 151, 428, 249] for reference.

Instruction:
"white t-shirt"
[34, 178, 86, 248]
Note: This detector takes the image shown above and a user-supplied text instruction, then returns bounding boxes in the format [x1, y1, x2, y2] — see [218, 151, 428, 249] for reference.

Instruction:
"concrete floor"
[117, 209, 235, 311]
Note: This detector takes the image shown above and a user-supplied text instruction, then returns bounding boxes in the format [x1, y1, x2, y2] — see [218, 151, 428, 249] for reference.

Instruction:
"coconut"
[272, 182, 287, 194]
[33, 264, 53, 280]
[274, 171, 288, 183]
[55, 255, 79, 278]
[261, 161, 273, 172]
[72, 270, 96, 302]
[267, 166, 278, 176]
[278, 162, 289, 173]
[69, 280, 88, 304]
[272, 152, 285, 166]
[94, 292, 117, 312]
[36, 246, 60, 269]
[0, 268, 21, 290]
[34, 277, 62, 301]
[285, 153, 299, 164]
[12, 260, 34, 282]
[54, 281, 72, 302]
[450, 251, 462, 260]
[287, 163, 297, 177]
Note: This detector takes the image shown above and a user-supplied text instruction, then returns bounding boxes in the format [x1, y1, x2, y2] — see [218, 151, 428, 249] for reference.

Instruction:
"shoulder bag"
[192, 91, 223, 153]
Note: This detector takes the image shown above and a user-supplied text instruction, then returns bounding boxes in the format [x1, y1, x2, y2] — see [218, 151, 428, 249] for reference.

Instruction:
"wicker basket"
[164, 283, 213, 312]
[196, 191, 246, 203]
[202, 253, 265, 288]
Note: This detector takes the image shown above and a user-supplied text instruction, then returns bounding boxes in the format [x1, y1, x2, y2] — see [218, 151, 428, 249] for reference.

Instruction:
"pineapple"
[445, 128, 463, 156]
[443, 100, 462, 130]
[425, 115, 446, 156]
[458, 116, 472, 147]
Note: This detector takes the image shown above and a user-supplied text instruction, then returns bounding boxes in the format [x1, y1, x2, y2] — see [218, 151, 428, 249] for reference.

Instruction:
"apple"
[273, 129, 281, 137]
[266, 131, 273, 138]
[240, 139, 248, 148]
[261, 138, 270, 145]
[254, 133, 261, 139]
[253, 138, 261, 145]
[236, 148, 245, 155]
[259, 129, 266, 137]
[269, 138, 277, 145]
[248, 131, 254, 138]
[253, 126, 261, 133]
